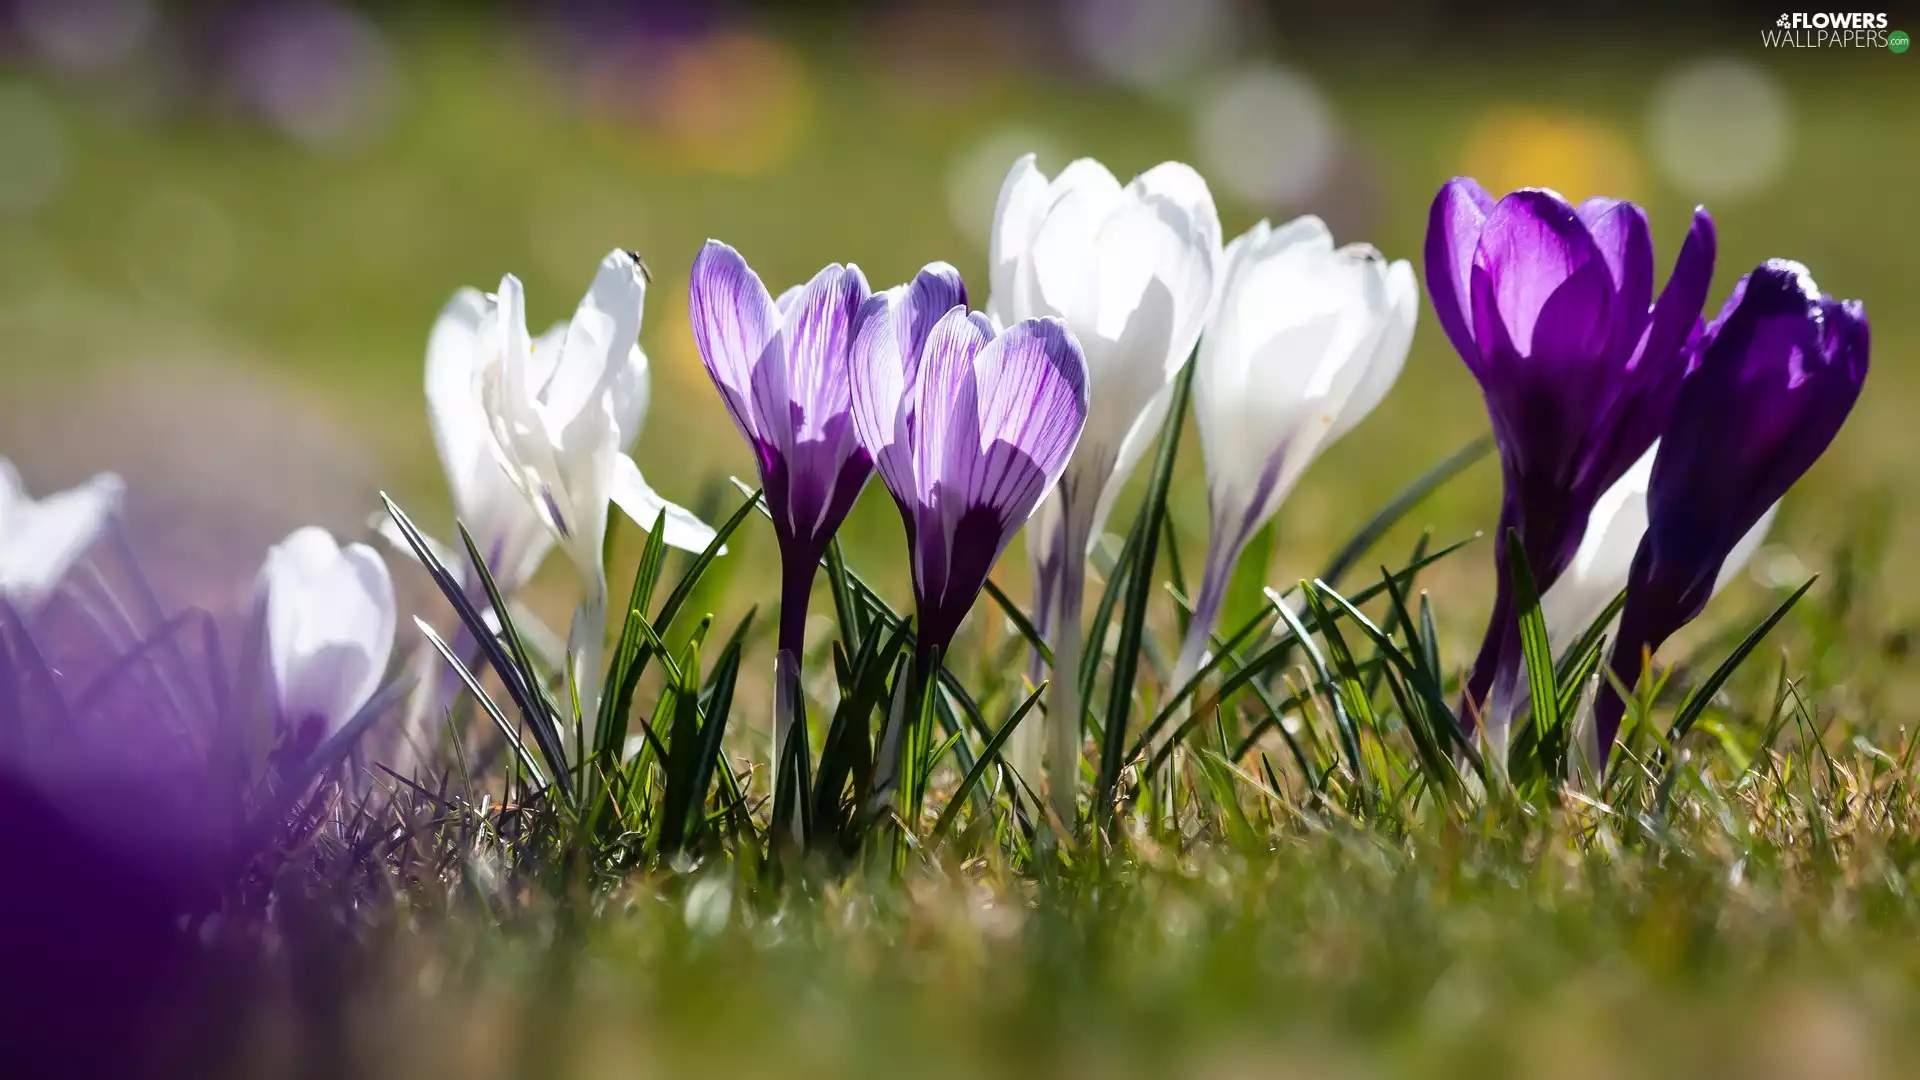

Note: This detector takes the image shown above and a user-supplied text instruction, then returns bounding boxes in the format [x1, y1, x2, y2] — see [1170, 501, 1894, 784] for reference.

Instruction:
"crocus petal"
[260, 526, 395, 737]
[0, 465, 124, 610]
[1595, 260, 1868, 760]
[1022, 157, 1124, 328]
[1330, 258, 1419, 442]
[1575, 197, 1655, 361]
[1472, 189, 1613, 367]
[1423, 177, 1495, 367]
[690, 239, 782, 448]
[988, 154, 1050, 327]
[546, 250, 646, 430]
[424, 288, 490, 517]
[609, 454, 721, 553]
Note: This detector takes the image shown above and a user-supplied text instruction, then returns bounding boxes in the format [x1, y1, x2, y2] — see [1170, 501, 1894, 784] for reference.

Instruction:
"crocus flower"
[1171, 217, 1416, 704]
[989, 153, 1220, 799]
[689, 240, 874, 766]
[478, 250, 717, 732]
[0, 459, 124, 612]
[1426, 178, 1717, 752]
[1593, 261, 1868, 761]
[849, 266, 1088, 700]
[258, 526, 396, 765]
[1540, 442, 1775, 658]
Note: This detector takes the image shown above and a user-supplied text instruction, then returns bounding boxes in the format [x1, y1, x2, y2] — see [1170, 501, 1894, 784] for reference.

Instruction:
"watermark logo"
[1764, 11, 1899, 47]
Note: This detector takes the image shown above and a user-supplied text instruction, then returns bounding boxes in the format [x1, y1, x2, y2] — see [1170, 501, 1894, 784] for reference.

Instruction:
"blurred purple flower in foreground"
[850, 269, 1089, 658]
[689, 240, 875, 764]
[0, 457, 123, 612]
[1594, 260, 1868, 760]
[1425, 177, 1716, 750]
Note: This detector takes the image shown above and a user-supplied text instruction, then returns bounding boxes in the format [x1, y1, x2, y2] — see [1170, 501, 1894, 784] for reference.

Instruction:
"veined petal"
[1423, 177, 1495, 367]
[690, 239, 782, 446]
[609, 453, 721, 553]
[779, 262, 870, 443]
[964, 317, 1090, 520]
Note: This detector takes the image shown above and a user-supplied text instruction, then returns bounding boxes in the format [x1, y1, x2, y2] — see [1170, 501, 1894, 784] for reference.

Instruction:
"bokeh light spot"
[1194, 65, 1336, 209]
[947, 129, 1064, 250]
[1648, 57, 1792, 201]
[1066, 0, 1238, 93]
[1459, 108, 1642, 200]
[228, 3, 401, 152]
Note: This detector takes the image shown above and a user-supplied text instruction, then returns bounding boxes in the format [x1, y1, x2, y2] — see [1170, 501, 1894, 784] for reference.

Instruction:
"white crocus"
[1542, 441, 1778, 658]
[989, 154, 1221, 818]
[258, 526, 397, 759]
[1168, 218, 1416, 723]
[476, 249, 717, 739]
[0, 458, 124, 612]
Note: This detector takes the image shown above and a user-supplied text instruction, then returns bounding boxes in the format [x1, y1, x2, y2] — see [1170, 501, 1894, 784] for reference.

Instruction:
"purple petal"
[1638, 207, 1717, 378]
[901, 262, 968, 383]
[1577, 197, 1654, 359]
[689, 240, 779, 447]
[1471, 189, 1613, 364]
[1595, 260, 1868, 759]
[1423, 177, 1494, 369]
[910, 307, 995, 513]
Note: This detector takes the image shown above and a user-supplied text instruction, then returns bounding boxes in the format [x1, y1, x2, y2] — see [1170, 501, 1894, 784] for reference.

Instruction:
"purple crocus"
[1425, 178, 1717, 748]
[848, 265, 1090, 660]
[1593, 260, 1868, 760]
[689, 241, 874, 762]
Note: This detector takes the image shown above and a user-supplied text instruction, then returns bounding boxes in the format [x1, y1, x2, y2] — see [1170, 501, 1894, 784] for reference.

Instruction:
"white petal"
[424, 288, 491, 520]
[260, 527, 396, 734]
[1327, 258, 1416, 443]
[988, 153, 1051, 325]
[609, 453, 720, 554]
[1023, 158, 1124, 329]
[1543, 446, 1657, 655]
[0, 468, 124, 610]
[546, 250, 646, 427]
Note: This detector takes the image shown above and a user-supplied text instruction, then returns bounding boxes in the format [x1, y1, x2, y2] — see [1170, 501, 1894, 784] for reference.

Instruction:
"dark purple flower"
[1425, 178, 1717, 742]
[848, 266, 1090, 656]
[690, 241, 875, 760]
[1594, 260, 1868, 760]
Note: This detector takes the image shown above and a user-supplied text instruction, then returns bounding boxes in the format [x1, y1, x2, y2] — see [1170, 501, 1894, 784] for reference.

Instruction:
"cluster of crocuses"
[1430, 180, 1869, 767]
[0, 160, 1869, 810]
[689, 155, 1421, 820]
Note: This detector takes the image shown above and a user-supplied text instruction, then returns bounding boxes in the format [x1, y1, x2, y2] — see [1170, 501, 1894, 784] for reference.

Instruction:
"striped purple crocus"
[849, 265, 1091, 661]
[689, 241, 875, 764]
[1425, 177, 1717, 751]
[1593, 261, 1868, 761]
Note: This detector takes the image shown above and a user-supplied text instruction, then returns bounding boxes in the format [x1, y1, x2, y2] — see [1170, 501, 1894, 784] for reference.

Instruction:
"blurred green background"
[0, 1, 1914, 655]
